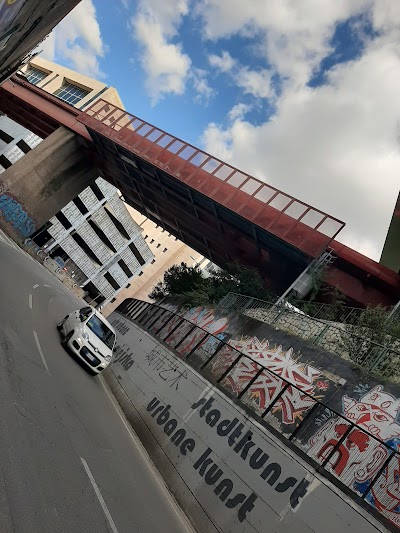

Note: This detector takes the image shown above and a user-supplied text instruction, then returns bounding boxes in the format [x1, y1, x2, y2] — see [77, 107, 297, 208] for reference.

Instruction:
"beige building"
[20, 56, 123, 110]
[103, 205, 212, 315]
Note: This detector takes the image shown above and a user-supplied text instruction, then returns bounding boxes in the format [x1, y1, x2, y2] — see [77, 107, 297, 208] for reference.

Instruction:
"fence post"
[238, 366, 264, 399]
[154, 312, 176, 336]
[271, 307, 286, 325]
[174, 324, 197, 350]
[319, 424, 354, 470]
[312, 323, 330, 346]
[217, 352, 243, 383]
[261, 382, 290, 418]
[361, 450, 395, 499]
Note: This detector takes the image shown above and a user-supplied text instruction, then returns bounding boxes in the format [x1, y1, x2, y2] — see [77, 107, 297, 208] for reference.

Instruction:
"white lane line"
[33, 330, 51, 376]
[28, 293, 33, 309]
[80, 457, 119, 533]
[33, 284, 39, 290]
[44, 284, 51, 288]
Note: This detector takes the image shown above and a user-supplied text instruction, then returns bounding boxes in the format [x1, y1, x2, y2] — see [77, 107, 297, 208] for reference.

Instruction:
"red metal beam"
[0, 76, 92, 140]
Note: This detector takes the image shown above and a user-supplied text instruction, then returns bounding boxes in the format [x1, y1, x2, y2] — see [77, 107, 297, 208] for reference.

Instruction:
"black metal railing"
[114, 298, 400, 532]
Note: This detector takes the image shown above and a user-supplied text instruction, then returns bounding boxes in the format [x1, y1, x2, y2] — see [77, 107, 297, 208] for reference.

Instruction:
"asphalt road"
[0, 233, 193, 533]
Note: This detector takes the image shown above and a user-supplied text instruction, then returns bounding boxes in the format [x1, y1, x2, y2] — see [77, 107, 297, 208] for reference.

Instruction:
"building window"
[53, 82, 90, 105]
[104, 272, 120, 291]
[16, 139, 31, 154]
[144, 235, 148, 240]
[151, 259, 156, 264]
[0, 130, 13, 144]
[0, 154, 11, 169]
[118, 259, 133, 278]
[156, 243, 161, 248]
[162, 248, 168, 253]
[138, 271, 143, 276]
[150, 239, 155, 244]
[74, 197, 89, 216]
[56, 212, 72, 230]
[25, 66, 47, 86]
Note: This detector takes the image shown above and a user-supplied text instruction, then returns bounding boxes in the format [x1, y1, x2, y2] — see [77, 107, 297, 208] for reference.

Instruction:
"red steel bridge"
[0, 74, 398, 307]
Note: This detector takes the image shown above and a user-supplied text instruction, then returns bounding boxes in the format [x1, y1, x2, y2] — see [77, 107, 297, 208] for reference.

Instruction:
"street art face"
[308, 385, 400, 526]
[343, 386, 400, 440]
[212, 336, 329, 425]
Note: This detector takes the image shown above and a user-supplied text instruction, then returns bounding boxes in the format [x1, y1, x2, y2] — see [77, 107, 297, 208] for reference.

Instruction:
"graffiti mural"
[0, 193, 36, 237]
[156, 306, 229, 360]
[308, 385, 400, 526]
[212, 336, 329, 424]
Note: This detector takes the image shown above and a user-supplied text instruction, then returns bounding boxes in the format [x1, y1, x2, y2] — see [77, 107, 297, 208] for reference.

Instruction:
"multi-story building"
[103, 205, 216, 315]
[35, 178, 153, 306]
[0, 57, 154, 305]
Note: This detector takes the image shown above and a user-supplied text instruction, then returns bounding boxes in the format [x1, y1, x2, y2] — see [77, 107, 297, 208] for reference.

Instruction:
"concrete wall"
[0, 126, 97, 240]
[106, 312, 389, 533]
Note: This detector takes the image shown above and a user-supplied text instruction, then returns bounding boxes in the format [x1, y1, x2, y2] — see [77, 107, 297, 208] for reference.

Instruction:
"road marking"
[28, 293, 33, 309]
[33, 330, 50, 375]
[33, 284, 39, 290]
[80, 457, 119, 533]
[44, 284, 51, 288]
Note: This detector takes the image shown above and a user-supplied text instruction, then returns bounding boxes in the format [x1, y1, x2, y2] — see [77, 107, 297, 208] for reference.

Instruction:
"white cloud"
[191, 68, 217, 105]
[208, 50, 236, 73]
[209, 51, 273, 99]
[39, 0, 106, 79]
[130, 0, 191, 104]
[201, 28, 400, 260]
[235, 67, 272, 99]
[228, 103, 253, 121]
[199, 0, 370, 87]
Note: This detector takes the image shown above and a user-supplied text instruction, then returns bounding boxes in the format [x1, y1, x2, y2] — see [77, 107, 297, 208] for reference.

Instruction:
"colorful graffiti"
[154, 306, 229, 359]
[212, 336, 329, 424]
[0, 193, 36, 237]
[308, 385, 400, 525]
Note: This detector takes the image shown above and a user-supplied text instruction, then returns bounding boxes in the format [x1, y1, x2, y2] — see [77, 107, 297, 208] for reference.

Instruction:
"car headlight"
[82, 331, 89, 341]
[104, 354, 112, 362]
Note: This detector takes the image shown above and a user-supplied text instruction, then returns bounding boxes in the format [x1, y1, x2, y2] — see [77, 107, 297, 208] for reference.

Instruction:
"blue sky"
[41, 0, 400, 261]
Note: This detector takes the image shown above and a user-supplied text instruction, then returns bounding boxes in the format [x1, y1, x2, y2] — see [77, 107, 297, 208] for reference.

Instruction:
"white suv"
[57, 306, 116, 375]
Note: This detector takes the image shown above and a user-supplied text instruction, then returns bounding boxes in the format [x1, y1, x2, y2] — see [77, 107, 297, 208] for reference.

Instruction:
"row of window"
[25, 66, 90, 106]
[144, 235, 168, 253]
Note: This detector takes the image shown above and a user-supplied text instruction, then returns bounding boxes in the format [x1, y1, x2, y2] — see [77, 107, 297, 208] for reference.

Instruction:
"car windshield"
[86, 315, 115, 350]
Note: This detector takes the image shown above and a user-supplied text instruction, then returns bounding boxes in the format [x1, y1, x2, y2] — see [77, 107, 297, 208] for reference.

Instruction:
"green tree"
[340, 305, 396, 366]
[148, 261, 275, 305]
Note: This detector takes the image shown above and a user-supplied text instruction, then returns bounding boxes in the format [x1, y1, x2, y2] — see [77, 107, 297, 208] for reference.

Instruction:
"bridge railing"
[80, 99, 345, 258]
[114, 297, 400, 532]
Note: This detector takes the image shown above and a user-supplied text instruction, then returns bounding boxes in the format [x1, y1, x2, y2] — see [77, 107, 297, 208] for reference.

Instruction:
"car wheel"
[62, 330, 73, 347]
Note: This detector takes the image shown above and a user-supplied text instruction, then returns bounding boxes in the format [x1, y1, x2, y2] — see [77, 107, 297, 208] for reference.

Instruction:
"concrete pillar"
[0, 126, 99, 241]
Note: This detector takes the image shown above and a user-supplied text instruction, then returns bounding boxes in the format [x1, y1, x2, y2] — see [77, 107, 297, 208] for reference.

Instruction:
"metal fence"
[219, 292, 400, 380]
[116, 298, 400, 532]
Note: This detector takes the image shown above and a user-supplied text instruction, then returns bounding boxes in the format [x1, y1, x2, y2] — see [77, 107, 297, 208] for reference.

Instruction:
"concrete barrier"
[105, 312, 389, 533]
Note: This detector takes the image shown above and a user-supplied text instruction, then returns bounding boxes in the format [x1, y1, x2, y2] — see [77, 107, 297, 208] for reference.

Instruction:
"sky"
[39, 0, 400, 262]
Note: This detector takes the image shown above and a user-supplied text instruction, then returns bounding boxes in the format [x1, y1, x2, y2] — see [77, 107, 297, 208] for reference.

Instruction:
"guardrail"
[116, 297, 400, 533]
[219, 292, 400, 380]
